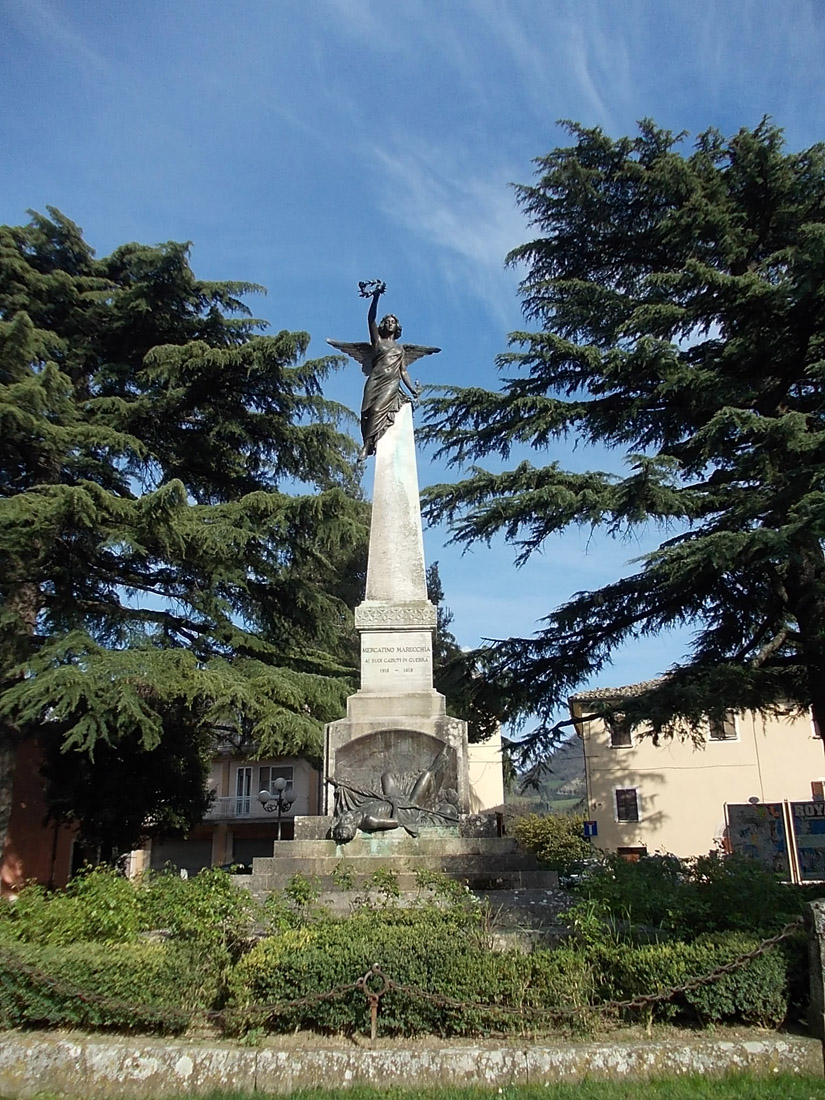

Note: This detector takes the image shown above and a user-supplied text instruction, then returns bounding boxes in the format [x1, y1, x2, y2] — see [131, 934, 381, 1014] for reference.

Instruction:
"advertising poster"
[726, 803, 791, 877]
[790, 801, 825, 882]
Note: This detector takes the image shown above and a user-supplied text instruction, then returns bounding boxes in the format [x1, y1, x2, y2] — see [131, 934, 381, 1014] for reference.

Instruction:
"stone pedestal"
[249, 831, 559, 894]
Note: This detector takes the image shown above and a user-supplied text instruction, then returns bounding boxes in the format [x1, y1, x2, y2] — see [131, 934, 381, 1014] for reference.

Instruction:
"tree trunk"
[0, 723, 18, 875]
[0, 579, 42, 869]
[786, 544, 825, 752]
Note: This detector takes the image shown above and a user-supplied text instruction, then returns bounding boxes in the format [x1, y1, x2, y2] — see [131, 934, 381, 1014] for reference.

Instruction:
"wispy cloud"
[1, 0, 109, 76]
[468, 0, 633, 132]
[368, 137, 525, 323]
[324, 0, 395, 46]
[560, 10, 631, 131]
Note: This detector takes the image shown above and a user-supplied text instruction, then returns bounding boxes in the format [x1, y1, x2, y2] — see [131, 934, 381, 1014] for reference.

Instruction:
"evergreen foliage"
[422, 120, 825, 761]
[0, 208, 368, 857]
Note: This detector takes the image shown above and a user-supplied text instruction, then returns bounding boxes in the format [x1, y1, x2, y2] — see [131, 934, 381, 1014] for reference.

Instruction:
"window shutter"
[709, 713, 737, 740]
[615, 788, 639, 822]
[608, 712, 632, 747]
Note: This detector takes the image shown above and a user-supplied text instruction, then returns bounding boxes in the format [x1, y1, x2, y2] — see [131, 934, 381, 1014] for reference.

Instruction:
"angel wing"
[401, 343, 441, 366]
[326, 339, 374, 376]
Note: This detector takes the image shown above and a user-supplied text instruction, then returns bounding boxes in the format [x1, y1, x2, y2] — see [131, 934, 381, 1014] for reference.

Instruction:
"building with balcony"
[138, 752, 321, 875]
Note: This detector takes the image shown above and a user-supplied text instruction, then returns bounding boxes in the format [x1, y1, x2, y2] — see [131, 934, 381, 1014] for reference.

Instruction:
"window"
[235, 766, 252, 816]
[812, 781, 825, 802]
[259, 765, 294, 794]
[615, 788, 640, 822]
[708, 713, 738, 741]
[617, 845, 647, 862]
[607, 712, 632, 748]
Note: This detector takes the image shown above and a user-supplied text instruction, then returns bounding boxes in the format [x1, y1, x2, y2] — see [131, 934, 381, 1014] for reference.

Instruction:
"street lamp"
[258, 777, 296, 841]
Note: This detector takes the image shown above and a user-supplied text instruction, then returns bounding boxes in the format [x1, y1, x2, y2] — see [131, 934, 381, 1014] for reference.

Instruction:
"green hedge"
[0, 941, 218, 1034]
[0, 866, 258, 958]
[227, 914, 798, 1036]
[592, 933, 796, 1028]
[0, 864, 804, 1039]
[569, 852, 812, 937]
[227, 910, 594, 1036]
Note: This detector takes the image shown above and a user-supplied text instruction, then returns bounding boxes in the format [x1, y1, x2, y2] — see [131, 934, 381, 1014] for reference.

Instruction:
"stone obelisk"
[323, 287, 469, 822]
[354, 400, 439, 707]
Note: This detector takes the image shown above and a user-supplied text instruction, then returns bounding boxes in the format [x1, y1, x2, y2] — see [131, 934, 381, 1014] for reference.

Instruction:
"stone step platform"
[249, 866, 558, 893]
[247, 829, 558, 895]
[282, 836, 520, 860]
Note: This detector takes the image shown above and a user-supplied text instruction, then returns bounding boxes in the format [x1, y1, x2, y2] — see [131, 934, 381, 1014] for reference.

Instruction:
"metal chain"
[0, 949, 191, 1027]
[0, 946, 364, 1028]
[606, 917, 804, 1013]
[0, 916, 805, 1032]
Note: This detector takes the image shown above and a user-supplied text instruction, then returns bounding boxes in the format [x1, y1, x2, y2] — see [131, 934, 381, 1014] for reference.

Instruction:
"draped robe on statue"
[360, 337, 408, 457]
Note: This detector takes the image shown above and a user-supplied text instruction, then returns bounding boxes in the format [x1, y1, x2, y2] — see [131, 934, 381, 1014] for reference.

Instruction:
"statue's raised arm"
[362, 279, 387, 346]
[327, 280, 440, 459]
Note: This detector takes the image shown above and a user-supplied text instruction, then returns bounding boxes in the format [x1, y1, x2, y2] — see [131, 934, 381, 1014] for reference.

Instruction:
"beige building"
[569, 681, 825, 859]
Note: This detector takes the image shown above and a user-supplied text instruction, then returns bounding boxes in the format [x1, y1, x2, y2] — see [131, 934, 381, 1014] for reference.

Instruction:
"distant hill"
[506, 735, 586, 815]
[541, 736, 586, 788]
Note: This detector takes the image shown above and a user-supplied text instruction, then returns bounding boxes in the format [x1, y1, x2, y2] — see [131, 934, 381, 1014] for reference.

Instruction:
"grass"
[21, 1075, 822, 1100]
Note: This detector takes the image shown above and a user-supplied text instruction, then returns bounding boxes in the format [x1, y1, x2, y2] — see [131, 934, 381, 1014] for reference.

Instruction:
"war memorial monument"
[249, 282, 554, 894]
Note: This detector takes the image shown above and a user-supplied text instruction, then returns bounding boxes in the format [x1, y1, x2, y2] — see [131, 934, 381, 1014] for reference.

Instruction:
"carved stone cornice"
[355, 600, 437, 630]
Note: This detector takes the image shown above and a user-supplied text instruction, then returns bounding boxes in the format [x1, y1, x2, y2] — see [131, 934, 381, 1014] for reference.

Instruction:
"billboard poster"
[790, 801, 825, 882]
[726, 803, 791, 877]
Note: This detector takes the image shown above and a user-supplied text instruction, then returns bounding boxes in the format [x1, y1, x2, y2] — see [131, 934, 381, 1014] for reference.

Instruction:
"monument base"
[248, 829, 558, 895]
[323, 691, 470, 820]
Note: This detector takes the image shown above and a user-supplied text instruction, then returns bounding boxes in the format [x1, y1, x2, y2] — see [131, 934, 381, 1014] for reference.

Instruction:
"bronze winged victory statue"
[327, 280, 440, 459]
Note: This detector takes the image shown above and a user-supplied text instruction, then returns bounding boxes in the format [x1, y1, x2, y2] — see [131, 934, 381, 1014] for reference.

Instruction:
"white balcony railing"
[203, 794, 309, 822]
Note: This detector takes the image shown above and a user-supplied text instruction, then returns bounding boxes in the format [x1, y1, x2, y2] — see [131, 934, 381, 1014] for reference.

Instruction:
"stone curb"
[0, 1032, 821, 1096]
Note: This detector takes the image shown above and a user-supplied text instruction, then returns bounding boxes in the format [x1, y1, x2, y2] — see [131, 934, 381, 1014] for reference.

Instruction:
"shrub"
[137, 867, 258, 960]
[0, 940, 217, 1033]
[0, 866, 259, 955]
[227, 908, 594, 1037]
[513, 813, 591, 872]
[572, 851, 806, 938]
[687, 852, 804, 934]
[0, 867, 141, 945]
[592, 933, 791, 1028]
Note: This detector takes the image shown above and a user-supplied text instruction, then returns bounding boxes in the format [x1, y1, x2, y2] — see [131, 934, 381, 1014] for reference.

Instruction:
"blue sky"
[2, 0, 825, 718]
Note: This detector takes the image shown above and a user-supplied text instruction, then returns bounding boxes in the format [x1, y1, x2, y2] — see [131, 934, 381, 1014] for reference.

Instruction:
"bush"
[228, 904, 793, 1036]
[688, 852, 805, 934]
[0, 867, 142, 945]
[227, 908, 594, 1037]
[571, 851, 807, 938]
[0, 866, 259, 958]
[592, 933, 792, 1028]
[513, 813, 591, 872]
[0, 940, 217, 1033]
[137, 867, 258, 959]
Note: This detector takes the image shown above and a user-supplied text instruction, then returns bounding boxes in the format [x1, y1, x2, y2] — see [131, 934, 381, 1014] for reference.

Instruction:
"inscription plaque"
[360, 630, 434, 692]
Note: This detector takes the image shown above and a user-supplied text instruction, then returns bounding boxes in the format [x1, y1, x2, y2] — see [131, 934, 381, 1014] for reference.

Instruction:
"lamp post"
[258, 777, 296, 841]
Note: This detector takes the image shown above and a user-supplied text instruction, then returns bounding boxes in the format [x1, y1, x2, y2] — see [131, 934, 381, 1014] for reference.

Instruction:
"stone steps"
[249, 867, 558, 893]
[247, 831, 558, 894]
[280, 837, 520, 860]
